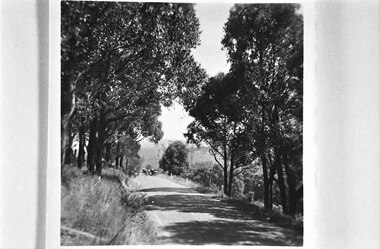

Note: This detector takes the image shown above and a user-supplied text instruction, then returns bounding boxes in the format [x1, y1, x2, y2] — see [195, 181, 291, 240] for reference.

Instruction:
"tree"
[184, 73, 254, 197]
[61, 2, 207, 175]
[222, 3, 303, 215]
[125, 156, 143, 177]
[159, 141, 189, 176]
[231, 174, 245, 199]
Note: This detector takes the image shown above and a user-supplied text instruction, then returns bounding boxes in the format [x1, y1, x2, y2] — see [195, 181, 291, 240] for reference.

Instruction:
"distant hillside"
[138, 139, 215, 169]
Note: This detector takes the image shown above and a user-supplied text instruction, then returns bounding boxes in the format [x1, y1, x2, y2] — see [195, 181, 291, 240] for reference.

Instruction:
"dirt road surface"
[134, 174, 302, 246]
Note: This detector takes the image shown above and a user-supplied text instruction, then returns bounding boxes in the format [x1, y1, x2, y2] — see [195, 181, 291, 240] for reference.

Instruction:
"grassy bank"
[221, 198, 303, 233]
[61, 166, 157, 245]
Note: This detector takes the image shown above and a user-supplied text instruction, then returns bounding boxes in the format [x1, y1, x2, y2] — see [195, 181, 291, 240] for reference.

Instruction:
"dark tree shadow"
[142, 186, 303, 246]
[146, 194, 249, 220]
[160, 220, 302, 246]
[140, 187, 198, 194]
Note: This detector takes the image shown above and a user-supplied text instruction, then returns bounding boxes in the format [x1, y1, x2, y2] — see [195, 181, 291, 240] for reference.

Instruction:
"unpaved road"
[134, 174, 302, 246]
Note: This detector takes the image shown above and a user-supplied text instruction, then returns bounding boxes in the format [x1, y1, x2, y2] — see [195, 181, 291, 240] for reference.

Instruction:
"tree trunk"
[115, 157, 119, 168]
[115, 141, 120, 168]
[94, 52, 111, 176]
[119, 156, 123, 168]
[95, 112, 106, 176]
[61, 70, 75, 166]
[63, 125, 75, 165]
[87, 117, 97, 174]
[223, 149, 229, 196]
[283, 153, 297, 217]
[261, 154, 270, 209]
[274, 147, 288, 214]
[223, 167, 228, 196]
[105, 143, 111, 163]
[77, 119, 85, 168]
[228, 160, 234, 198]
[268, 151, 275, 210]
[268, 169, 275, 209]
[259, 104, 271, 209]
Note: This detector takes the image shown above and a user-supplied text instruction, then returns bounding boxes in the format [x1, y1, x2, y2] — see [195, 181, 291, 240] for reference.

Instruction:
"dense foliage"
[61, 2, 206, 175]
[159, 141, 189, 176]
[184, 4, 303, 216]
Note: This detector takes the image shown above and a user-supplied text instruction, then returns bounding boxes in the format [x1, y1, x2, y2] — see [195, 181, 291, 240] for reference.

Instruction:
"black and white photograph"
[60, 1, 303, 246]
[3, 0, 380, 248]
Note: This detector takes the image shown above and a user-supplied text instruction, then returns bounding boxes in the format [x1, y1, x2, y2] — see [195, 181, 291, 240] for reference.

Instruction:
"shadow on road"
[161, 219, 301, 246]
[142, 186, 303, 246]
[140, 187, 198, 194]
[146, 193, 248, 220]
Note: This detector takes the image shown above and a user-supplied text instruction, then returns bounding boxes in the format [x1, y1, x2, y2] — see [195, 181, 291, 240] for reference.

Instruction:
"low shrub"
[292, 217, 304, 233]
[266, 208, 294, 225]
[120, 190, 147, 213]
[61, 164, 83, 189]
[231, 176, 245, 199]
[195, 184, 219, 194]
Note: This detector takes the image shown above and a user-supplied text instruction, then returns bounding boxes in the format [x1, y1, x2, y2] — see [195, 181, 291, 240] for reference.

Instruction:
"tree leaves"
[62, 2, 206, 170]
[159, 141, 189, 176]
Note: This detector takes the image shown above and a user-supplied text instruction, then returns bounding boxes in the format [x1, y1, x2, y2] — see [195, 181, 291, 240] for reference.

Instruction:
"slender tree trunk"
[115, 157, 119, 168]
[223, 149, 228, 196]
[105, 143, 111, 163]
[259, 104, 271, 209]
[77, 119, 85, 168]
[223, 167, 228, 196]
[62, 120, 71, 166]
[268, 168, 275, 209]
[87, 117, 97, 174]
[95, 112, 106, 176]
[228, 160, 234, 198]
[268, 151, 275, 210]
[283, 153, 297, 217]
[63, 125, 75, 165]
[261, 154, 270, 209]
[94, 52, 111, 176]
[115, 141, 120, 168]
[61, 71, 75, 166]
[274, 147, 288, 214]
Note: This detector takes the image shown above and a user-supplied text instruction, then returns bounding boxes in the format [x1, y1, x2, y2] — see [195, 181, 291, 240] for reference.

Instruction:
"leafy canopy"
[159, 141, 189, 176]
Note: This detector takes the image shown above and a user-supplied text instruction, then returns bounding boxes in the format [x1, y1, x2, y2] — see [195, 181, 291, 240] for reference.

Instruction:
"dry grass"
[61, 165, 157, 245]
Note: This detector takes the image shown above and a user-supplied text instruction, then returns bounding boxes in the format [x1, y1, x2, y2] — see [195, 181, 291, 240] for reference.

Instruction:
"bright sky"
[157, 3, 234, 142]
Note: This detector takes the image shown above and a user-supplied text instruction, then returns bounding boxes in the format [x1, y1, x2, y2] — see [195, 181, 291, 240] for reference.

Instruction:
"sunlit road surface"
[134, 174, 302, 246]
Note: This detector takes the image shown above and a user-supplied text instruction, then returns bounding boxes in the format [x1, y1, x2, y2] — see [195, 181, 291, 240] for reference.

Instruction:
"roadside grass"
[61, 165, 157, 245]
[222, 198, 303, 233]
[194, 184, 220, 194]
